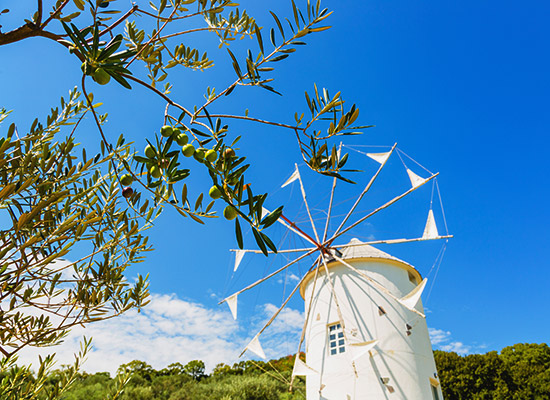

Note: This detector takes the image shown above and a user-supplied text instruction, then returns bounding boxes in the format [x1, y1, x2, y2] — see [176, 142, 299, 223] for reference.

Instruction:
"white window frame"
[429, 378, 441, 400]
[327, 322, 345, 356]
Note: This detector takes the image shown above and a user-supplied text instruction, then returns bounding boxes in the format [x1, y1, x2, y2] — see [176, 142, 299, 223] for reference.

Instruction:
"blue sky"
[1, 0, 549, 372]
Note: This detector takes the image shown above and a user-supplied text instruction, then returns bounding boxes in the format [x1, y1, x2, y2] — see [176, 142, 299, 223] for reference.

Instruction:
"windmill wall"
[301, 251, 443, 399]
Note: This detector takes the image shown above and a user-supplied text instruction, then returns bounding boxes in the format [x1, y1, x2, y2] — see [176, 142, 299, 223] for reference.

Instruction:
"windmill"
[220, 143, 451, 399]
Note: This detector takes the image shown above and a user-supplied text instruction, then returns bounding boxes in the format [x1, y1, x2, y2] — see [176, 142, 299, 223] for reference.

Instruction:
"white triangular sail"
[234, 250, 245, 272]
[245, 335, 266, 359]
[422, 209, 439, 239]
[398, 278, 427, 310]
[367, 151, 391, 165]
[351, 339, 378, 361]
[225, 293, 238, 320]
[406, 168, 427, 188]
[281, 166, 300, 188]
[292, 357, 318, 376]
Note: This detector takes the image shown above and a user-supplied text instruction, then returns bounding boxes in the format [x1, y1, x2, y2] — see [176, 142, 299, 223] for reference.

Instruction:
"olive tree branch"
[126, 6, 179, 68]
[96, 4, 139, 40]
[192, 21, 318, 119]
[157, 26, 239, 41]
[41, 0, 70, 29]
[136, 6, 224, 22]
[82, 73, 214, 221]
[37, 0, 43, 26]
[0, 23, 62, 46]
[196, 114, 301, 130]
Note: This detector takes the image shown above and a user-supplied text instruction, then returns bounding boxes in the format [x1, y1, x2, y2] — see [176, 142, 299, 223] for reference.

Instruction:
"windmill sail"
[245, 335, 266, 359]
[225, 293, 238, 320]
[406, 168, 427, 188]
[292, 357, 318, 376]
[422, 209, 439, 239]
[351, 339, 378, 361]
[234, 250, 245, 272]
[281, 166, 300, 188]
[367, 151, 391, 165]
[398, 278, 427, 310]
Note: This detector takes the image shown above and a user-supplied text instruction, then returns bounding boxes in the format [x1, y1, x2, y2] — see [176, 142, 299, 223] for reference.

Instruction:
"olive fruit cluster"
[120, 174, 134, 198]
[158, 125, 218, 164]
[140, 124, 242, 221]
[205, 147, 240, 220]
[81, 61, 111, 85]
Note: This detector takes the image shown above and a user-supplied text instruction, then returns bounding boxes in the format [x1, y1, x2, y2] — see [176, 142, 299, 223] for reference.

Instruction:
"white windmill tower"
[221, 144, 450, 400]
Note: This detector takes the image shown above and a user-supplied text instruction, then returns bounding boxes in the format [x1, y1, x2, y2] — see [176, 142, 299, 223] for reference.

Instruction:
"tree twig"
[41, 0, 70, 29]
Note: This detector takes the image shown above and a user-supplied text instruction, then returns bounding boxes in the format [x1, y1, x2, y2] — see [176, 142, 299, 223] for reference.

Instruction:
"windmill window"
[328, 323, 345, 355]
[429, 378, 440, 400]
[431, 385, 440, 400]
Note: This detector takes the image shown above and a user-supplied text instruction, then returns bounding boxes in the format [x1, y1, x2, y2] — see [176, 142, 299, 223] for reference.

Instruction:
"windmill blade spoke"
[332, 235, 453, 250]
[238, 266, 311, 358]
[332, 143, 397, 238]
[230, 247, 317, 255]
[323, 176, 338, 243]
[322, 143, 342, 243]
[290, 259, 322, 389]
[295, 164, 321, 243]
[219, 247, 319, 305]
[329, 173, 439, 245]
[332, 254, 425, 318]
[263, 206, 319, 246]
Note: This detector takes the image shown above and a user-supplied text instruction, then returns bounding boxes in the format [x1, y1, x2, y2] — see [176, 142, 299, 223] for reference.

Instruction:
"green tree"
[500, 343, 550, 399]
[0, 0, 367, 398]
[182, 360, 206, 381]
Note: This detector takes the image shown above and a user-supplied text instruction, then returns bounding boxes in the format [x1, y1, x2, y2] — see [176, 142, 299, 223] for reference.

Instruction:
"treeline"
[10, 343, 550, 399]
[435, 343, 550, 399]
[45, 355, 304, 400]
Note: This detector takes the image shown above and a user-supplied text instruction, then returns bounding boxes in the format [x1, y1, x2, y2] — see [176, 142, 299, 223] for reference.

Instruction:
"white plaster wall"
[303, 258, 443, 400]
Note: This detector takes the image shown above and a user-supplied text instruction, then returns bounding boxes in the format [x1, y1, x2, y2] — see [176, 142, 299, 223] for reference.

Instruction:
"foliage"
[434, 343, 550, 400]
[52, 355, 305, 399]
[4, 345, 549, 399]
[0, 0, 369, 397]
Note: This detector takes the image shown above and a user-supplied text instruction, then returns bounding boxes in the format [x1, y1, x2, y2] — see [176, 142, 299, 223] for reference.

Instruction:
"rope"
[396, 148, 409, 170]
[248, 359, 289, 385]
[435, 180, 449, 235]
[425, 241, 448, 304]
[430, 179, 435, 209]
[396, 148, 434, 175]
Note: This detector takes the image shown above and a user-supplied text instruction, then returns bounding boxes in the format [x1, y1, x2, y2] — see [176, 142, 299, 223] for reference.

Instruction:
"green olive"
[93, 68, 110, 85]
[209, 186, 222, 199]
[145, 144, 156, 159]
[223, 205, 237, 220]
[160, 125, 173, 137]
[120, 174, 133, 186]
[182, 144, 195, 157]
[205, 149, 218, 162]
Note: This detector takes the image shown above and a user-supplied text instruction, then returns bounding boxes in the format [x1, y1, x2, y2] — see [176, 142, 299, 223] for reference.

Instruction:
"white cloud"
[439, 342, 471, 355]
[429, 328, 452, 345]
[17, 294, 243, 374]
[16, 294, 306, 375]
[263, 303, 303, 335]
[277, 273, 301, 284]
[429, 328, 471, 355]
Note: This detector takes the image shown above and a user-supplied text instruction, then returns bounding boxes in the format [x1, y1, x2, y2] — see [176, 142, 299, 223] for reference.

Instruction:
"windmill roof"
[299, 238, 421, 299]
[338, 238, 411, 266]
